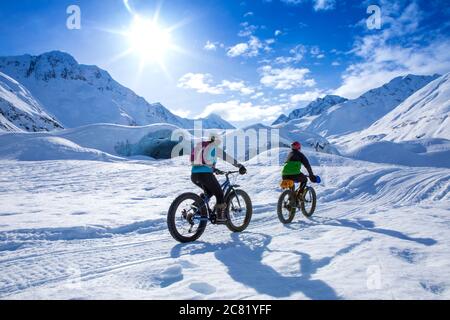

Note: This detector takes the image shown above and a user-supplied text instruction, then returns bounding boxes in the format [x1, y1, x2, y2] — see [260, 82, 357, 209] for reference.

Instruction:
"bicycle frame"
[192, 171, 241, 223]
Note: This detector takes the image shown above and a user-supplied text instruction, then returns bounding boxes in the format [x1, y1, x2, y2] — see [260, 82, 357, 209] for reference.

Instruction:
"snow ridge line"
[0, 218, 167, 243]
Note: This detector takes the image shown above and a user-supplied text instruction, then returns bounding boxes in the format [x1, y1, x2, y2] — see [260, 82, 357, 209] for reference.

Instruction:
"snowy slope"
[239, 120, 341, 157]
[0, 72, 62, 132]
[353, 73, 450, 143]
[331, 74, 450, 168]
[275, 122, 340, 155]
[0, 150, 448, 299]
[221, 123, 339, 163]
[272, 95, 348, 125]
[0, 51, 233, 130]
[271, 114, 289, 126]
[307, 75, 439, 138]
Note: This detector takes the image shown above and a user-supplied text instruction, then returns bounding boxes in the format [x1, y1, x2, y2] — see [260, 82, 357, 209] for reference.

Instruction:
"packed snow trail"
[0, 153, 449, 299]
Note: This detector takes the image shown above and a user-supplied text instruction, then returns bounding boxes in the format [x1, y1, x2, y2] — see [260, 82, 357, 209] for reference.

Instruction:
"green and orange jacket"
[282, 150, 314, 177]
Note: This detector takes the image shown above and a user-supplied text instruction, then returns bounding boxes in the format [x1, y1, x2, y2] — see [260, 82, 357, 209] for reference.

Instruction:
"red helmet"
[291, 141, 301, 150]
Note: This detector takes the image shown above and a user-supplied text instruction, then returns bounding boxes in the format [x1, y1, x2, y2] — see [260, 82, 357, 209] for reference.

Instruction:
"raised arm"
[216, 147, 241, 167]
[299, 152, 314, 177]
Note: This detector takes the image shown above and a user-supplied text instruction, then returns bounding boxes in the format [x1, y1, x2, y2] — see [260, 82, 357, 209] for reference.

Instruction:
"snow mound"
[58, 123, 184, 158]
[0, 135, 117, 161]
[0, 123, 191, 161]
[346, 139, 450, 169]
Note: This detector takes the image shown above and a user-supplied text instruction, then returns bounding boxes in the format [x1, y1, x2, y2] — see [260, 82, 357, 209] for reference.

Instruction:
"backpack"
[191, 141, 215, 166]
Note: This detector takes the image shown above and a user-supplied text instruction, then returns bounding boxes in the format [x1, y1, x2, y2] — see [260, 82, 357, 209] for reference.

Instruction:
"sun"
[126, 16, 172, 63]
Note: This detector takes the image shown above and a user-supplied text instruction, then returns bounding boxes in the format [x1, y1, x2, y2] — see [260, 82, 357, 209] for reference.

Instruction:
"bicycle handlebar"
[214, 169, 239, 175]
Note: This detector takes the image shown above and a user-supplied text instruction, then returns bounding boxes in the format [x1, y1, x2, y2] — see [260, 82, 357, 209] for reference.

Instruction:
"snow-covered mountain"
[0, 51, 233, 130]
[194, 113, 235, 130]
[306, 74, 440, 138]
[272, 95, 348, 125]
[0, 72, 63, 132]
[354, 72, 450, 143]
[327, 73, 450, 168]
[272, 114, 289, 125]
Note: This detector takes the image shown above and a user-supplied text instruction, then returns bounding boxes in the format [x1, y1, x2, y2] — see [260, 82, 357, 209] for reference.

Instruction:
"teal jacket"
[192, 145, 217, 174]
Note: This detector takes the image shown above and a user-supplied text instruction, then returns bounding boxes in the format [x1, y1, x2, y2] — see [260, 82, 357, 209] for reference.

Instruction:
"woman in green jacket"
[282, 141, 318, 188]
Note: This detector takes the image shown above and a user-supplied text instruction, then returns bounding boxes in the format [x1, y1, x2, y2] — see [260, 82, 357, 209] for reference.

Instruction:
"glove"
[237, 164, 247, 175]
[309, 175, 317, 183]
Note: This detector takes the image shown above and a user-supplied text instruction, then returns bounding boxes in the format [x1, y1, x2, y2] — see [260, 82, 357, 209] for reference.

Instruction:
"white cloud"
[310, 46, 325, 59]
[227, 43, 250, 57]
[280, 0, 302, 4]
[238, 22, 258, 37]
[170, 108, 191, 118]
[204, 41, 217, 51]
[290, 90, 324, 103]
[220, 80, 255, 95]
[250, 92, 264, 100]
[275, 30, 282, 36]
[334, 1, 450, 99]
[259, 66, 316, 90]
[228, 21, 272, 58]
[227, 36, 270, 58]
[178, 73, 223, 95]
[200, 100, 284, 122]
[280, 0, 336, 11]
[331, 61, 340, 66]
[275, 44, 306, 64]
[178, 73, 255, 96]
[313, 0, 335, 11]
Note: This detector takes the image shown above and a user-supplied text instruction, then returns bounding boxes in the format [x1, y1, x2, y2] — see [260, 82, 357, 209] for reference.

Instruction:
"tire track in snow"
[0, 206, 286, 298]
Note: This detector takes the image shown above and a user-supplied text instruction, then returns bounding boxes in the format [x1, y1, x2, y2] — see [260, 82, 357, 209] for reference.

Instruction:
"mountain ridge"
[0, 51, 234, 130]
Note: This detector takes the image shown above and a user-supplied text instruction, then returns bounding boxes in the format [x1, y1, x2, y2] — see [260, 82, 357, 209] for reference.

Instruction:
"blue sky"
[0, 0, 449, 126]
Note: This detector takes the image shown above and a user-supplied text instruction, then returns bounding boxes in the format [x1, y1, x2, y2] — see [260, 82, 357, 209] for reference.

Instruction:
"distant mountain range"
[272, 95, 348, 125]
[273, 74, 440, 138]
[0, 51, 234, 132]
[1, 50, 447, 155]
[341, 72, 450, 145]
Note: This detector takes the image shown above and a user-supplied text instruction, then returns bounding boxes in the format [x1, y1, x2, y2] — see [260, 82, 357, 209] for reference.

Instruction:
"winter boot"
[215, 203, 228, 223]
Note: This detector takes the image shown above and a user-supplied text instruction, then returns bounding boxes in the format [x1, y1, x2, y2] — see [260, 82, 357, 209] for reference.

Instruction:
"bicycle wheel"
[277, 190, 296, 224]
[226, 189, 253, 232]
[301, 187, 317, 217]
[167, 193, 208, 243]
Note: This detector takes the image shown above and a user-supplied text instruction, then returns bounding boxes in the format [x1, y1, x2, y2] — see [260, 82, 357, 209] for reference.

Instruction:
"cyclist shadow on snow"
[287, 217, 437, 246]
[170, 232, 370, 299]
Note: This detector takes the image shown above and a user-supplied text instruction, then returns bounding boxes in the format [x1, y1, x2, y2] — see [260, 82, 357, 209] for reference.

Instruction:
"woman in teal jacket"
[191, 134, 246, 223]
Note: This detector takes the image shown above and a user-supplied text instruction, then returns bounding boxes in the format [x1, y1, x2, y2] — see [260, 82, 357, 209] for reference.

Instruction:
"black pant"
[191, 173, 224, 204]
[282, 173, 308, 184]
